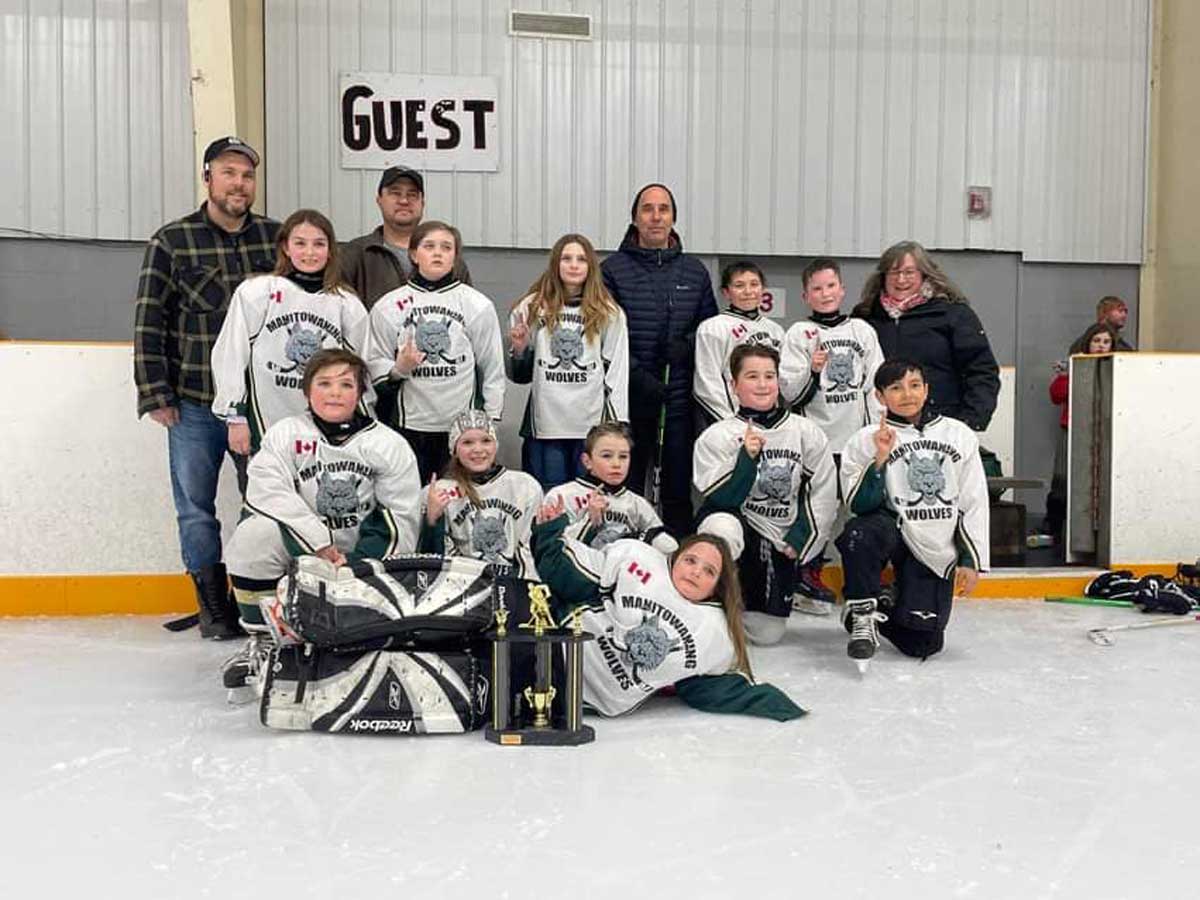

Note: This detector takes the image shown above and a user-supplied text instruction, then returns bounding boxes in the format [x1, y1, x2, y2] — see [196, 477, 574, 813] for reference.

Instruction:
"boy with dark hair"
[780, 257, 884, 613]
[692, 260, 786, 424]
[836, 359, 989, 672]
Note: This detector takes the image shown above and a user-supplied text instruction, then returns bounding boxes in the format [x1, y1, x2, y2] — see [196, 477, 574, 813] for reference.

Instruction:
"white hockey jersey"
[779, 316, 884, 453]
[840, 413, 990, 578]
[243, 412, 421, 558]
[508, 295, 630, 438]
[693, 408, 838, 563]
[366, 279, 505, 431]
[211, 274, 372, 441]
[544, 476, 678, 555]
[693, 307, 786, 421]
[544, 535, 737, 716]
[421, 467, 543, 579]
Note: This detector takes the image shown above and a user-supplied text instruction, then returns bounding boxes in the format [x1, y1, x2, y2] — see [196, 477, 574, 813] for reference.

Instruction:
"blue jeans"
[523, 438, 586, 492]
[167, 399, 247, 572]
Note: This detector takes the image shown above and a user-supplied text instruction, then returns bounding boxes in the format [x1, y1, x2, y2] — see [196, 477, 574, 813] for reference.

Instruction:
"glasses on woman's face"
[887, 267, 921, 279]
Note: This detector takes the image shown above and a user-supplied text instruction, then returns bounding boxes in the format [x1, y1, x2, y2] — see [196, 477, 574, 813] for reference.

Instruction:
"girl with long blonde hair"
[508, 233, 630, 490]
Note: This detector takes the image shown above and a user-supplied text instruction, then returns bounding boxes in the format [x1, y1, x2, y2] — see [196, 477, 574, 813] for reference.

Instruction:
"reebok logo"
[910, 611, 937, 621]
[348, 718, 414, 733]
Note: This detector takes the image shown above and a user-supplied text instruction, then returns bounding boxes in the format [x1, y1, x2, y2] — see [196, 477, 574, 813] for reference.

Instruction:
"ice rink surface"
[3, 599, 1198, 900]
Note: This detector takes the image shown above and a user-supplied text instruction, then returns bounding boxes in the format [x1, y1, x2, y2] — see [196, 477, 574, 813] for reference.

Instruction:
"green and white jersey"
[693, 408, 838, 564]
[781, 316, 884, 452]
[531, 516, 808, 721]
[692, 307, 786, 421]
[243, 412, 421, 558]
[508, 295, 629, 438]
[841, 413, 990, 577]
[366, 279, 505, 431]
[210, 275, 372, 445]
[420, 467, 543, 579]
[544, 475, 678, 555]
[542, 534, 735, 716]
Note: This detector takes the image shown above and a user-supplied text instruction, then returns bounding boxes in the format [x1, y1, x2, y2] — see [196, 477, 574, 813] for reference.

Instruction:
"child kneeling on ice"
[837, 359, 989, 668]
[691, 344, 839, 646]
[222, 348, 422, 691]
[531, 498, 804, 720]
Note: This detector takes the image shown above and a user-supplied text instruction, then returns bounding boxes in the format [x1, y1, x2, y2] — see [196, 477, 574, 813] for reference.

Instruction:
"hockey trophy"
[484, 582, 595, 746]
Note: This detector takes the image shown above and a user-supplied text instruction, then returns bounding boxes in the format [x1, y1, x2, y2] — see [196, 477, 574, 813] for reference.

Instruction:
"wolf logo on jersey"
[896, 454, 951, 507]
[316, 473, 361, 517]
[548, 327, 590, 370]
[826, 349, 864, 392]
[750, 460, 795, 503]
[267, 324, 323, 374]
[610, 613, 681, 677]
[471, 513, 510, 562]
[414, 318, 453, 361]
[590, 522, 629, 549]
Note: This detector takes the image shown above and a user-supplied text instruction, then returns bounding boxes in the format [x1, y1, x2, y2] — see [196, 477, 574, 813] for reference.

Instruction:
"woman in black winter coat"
[853, 241, 1000, 433]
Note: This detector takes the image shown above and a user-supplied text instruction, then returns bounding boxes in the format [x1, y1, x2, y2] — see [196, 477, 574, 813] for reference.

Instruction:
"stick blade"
[1088, 628, 1115, 647]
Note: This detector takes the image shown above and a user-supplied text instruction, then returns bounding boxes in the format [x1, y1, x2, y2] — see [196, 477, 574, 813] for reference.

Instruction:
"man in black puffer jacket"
[601, 184, 718, 536]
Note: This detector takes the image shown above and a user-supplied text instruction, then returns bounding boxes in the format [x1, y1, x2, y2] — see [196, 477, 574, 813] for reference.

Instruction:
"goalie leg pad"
[260, 643, 489, 734]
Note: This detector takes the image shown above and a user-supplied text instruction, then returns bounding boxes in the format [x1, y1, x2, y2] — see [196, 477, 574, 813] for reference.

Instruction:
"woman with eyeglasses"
[852, 241, 1000, 434]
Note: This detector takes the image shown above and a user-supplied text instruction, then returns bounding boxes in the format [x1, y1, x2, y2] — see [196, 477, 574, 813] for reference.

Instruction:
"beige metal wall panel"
[0, 0, 193, 240]
[264, 0, 1149, 262]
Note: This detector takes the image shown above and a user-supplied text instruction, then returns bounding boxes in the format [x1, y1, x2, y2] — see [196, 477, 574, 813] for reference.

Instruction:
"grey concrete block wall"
[0, 236, 1138, 510]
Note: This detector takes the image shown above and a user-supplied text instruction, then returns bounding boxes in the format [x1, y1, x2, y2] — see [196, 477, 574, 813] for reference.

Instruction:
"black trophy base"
[485, 724, 596, 746]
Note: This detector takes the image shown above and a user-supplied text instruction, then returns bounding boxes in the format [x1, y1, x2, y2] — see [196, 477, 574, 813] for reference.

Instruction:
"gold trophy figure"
[484, 581, 595, 746]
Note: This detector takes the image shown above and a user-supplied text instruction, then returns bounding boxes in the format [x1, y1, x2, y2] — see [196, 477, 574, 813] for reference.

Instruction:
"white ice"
[2, 600, 1198, 899]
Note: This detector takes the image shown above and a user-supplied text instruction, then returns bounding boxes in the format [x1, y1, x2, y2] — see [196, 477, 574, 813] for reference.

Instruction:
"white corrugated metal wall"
[265, 0, 1149, 263]
[0, 0, 194, 241]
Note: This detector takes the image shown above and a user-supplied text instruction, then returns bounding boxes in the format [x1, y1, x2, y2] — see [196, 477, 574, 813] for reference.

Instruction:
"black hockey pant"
[835, 510, 954, 659]
[737, 523, 799, 619]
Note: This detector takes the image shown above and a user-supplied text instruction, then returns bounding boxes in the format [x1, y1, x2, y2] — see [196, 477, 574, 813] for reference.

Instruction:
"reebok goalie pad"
[265, 554, 502, 650]
[260, 643, 488, 734]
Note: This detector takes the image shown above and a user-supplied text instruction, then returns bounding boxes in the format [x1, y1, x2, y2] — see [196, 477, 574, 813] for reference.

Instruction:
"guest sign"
[340, 73, 499, 171]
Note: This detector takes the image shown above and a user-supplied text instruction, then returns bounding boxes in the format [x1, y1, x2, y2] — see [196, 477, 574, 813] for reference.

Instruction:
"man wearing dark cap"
[601, 183, 718, 536]
[133, 136, 279, 639]
[341, 166, 470, 307]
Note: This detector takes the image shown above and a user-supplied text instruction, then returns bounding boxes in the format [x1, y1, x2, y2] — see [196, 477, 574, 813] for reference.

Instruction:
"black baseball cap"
[378, 166, 424, 194]
[203, 136, 260, 169]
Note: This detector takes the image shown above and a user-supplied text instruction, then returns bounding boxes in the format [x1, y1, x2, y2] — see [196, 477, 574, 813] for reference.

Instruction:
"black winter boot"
[191, 563, 244, 640]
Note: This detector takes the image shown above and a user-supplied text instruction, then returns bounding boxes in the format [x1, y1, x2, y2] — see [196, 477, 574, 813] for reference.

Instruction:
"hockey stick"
[648, 361, 670, 515]
[1046, 596, 1136, 608]
[1087, 613, 1200, 646]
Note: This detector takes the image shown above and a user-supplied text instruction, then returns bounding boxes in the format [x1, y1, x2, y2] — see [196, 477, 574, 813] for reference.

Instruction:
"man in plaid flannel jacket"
[133, 136, 280, 639]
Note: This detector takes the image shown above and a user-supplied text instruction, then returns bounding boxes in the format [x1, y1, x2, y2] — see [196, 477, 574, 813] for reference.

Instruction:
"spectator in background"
[1070, 296, 1135, 352]
[601, 183, 719, 536]
[133, 136, 279, 640]
[1043, 323, 1120, 544]
[853, 240, 1000, 434]
[341, 166, 471, 307]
